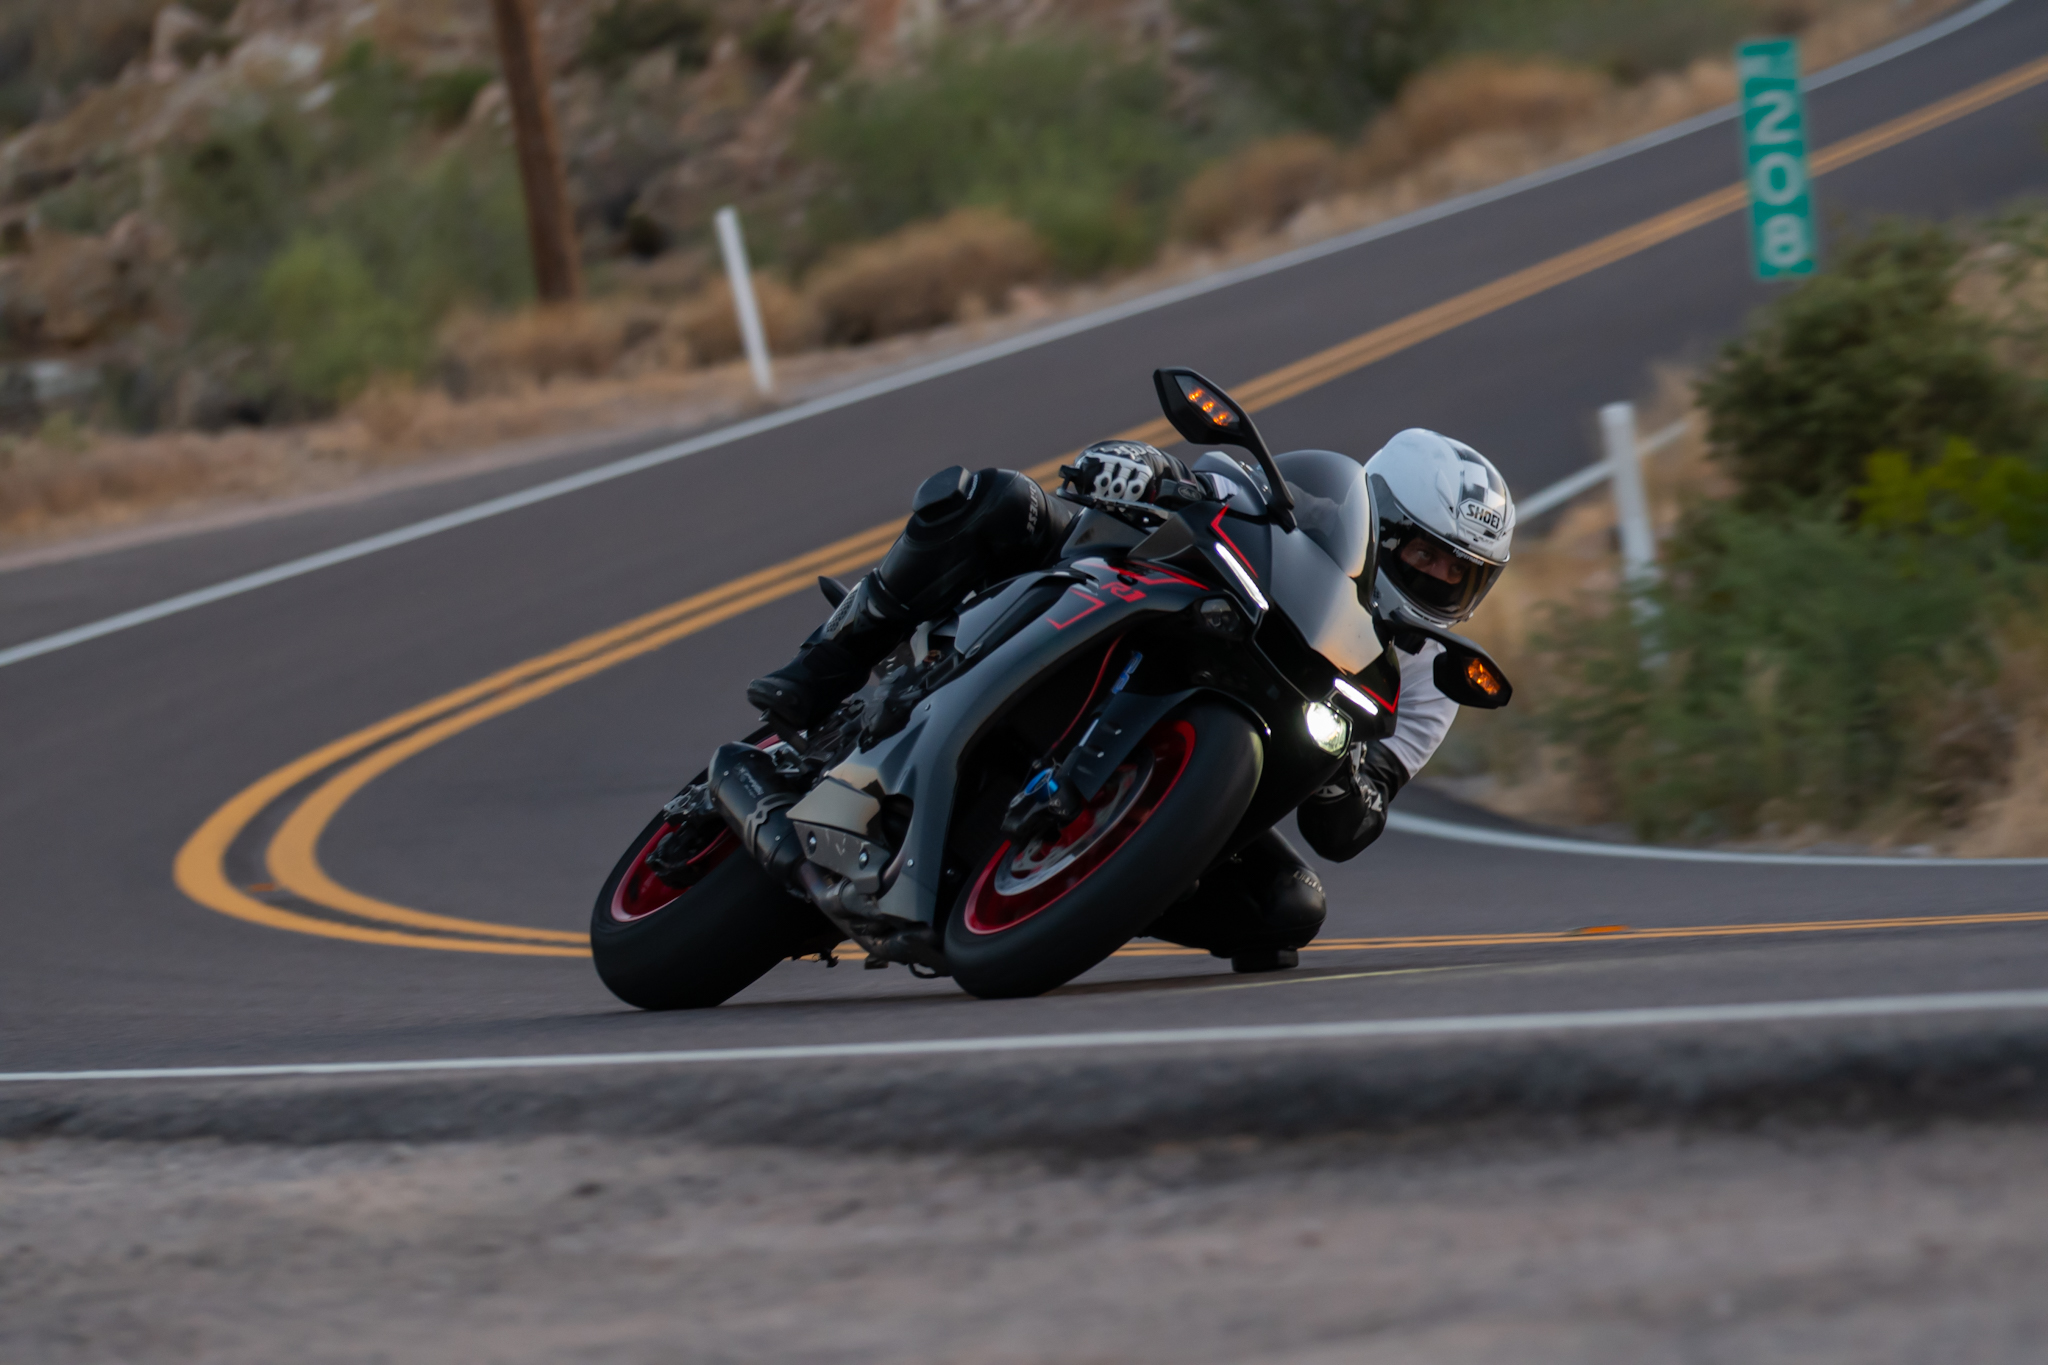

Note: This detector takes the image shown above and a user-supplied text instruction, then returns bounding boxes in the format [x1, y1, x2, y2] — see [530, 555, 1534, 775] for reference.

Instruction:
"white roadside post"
[714, 206, 774, 397]
[1600, 401, 1658, 587]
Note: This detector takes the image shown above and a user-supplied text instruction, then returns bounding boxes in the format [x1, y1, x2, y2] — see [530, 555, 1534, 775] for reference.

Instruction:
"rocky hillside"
[0, 0, 1952, 441]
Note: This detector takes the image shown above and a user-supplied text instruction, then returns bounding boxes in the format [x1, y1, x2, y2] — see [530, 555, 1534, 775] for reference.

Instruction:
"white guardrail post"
[1599, 400, 1658, 586]
[715, 206, 775, 398]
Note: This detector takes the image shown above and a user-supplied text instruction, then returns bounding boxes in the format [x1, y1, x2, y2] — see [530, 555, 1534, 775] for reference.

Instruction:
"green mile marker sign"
[1737, 38, 1817, 278]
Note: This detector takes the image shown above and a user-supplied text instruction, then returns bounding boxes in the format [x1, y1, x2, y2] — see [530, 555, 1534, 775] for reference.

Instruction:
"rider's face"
[1399, 537, 1468, 585]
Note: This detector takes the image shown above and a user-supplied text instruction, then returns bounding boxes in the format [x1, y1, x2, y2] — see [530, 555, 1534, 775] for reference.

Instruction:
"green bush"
[1538, 505, 1995, 841]
[1696, 221, 2041, 514]
[164, 53, 533, 415]
[418, 67, 493, 130]
[1859, 437, 2048, 559]
[259, 235, 427, 408]
[1174, 0, 1450, 137]
[800, 36, 1196, 276]
[324, 153, 533, 323]
[742, 9, 800, 75]
[579, 0, 712, 77]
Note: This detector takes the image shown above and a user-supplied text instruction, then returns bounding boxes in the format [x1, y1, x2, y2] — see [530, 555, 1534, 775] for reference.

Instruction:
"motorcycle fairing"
[829, 555, 1214, 927]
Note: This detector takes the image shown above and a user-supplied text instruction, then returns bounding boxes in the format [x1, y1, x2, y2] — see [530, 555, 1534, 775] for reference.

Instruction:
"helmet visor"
[1380, 522, 1505, 623]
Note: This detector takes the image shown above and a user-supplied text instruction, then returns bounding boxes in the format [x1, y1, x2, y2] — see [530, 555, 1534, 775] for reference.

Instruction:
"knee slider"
[1259, 864, 1328, 936]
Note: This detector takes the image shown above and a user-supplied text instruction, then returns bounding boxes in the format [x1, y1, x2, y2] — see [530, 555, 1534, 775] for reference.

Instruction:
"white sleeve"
[1381, 640, 1456, 778]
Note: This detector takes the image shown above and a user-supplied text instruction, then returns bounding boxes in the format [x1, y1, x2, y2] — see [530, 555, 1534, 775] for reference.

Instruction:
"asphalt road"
[5, 0, 2048, 1076]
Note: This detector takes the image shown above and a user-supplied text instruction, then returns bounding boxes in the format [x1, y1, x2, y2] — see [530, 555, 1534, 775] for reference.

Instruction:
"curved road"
[5, 0, 2048, 1075]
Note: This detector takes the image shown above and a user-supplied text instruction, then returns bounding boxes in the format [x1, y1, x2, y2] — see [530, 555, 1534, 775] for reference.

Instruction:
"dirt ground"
[4, 1120, 2044, 1364]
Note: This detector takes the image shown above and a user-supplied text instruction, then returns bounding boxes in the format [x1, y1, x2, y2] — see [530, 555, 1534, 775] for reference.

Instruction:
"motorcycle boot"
[1144, 827, 1327, 972]
[746, 466, 1078, 732]
[746, 571, 913, 733]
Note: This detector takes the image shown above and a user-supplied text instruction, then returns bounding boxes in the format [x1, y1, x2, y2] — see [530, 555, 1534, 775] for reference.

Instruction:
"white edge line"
[0, 0, 2011, 672]
[7, 986, 2048, 1084]
[1388, 810, 2048, 867]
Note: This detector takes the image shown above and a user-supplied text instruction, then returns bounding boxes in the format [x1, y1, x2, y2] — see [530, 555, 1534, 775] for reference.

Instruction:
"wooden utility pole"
[487, 0, 582, 302]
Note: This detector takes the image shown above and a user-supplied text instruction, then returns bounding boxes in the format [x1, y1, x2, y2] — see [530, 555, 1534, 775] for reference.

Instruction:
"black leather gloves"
[1295, 738, 1410, 862]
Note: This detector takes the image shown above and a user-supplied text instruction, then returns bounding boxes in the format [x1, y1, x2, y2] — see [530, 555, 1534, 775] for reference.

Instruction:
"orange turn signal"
[1464, 656, 1504, 697]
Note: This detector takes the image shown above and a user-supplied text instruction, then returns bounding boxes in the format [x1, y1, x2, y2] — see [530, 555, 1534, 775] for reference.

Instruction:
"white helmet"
[1364, 429, 1514, 628]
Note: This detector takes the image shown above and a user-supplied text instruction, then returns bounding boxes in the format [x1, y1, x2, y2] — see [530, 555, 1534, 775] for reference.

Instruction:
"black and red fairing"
[1128, 486, 1400, 734]
[827, 550, 1253, 928]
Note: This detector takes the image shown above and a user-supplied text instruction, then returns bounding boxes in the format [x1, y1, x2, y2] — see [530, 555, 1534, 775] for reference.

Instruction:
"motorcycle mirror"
[1153, 367, 1296, 530]
[1432, 647, 1513, 709]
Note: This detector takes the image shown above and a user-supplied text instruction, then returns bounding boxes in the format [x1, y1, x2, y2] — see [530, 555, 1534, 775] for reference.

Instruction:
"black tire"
[944, 701, 1262, 999]
[591, 812, 838, 1010]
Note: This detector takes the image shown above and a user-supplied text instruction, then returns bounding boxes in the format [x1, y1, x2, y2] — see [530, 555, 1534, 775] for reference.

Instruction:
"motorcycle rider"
[745, 428, 1515, 971]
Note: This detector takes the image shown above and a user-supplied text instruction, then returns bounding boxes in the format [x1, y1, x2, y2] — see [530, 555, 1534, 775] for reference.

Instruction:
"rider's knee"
[1148, 829, 1326, 952]
[879, 467, 1073, 618]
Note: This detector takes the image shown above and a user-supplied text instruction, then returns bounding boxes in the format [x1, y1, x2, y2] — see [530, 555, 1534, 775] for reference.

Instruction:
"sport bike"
[590, 369, 1510, 1005]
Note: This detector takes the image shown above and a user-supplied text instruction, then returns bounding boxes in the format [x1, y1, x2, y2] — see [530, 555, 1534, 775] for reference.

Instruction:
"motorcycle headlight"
[1303, 700, 1349, 755]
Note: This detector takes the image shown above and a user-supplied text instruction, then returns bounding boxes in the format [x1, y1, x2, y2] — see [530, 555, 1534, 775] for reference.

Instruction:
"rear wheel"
[944, 701, 1262, 999]
[591, 810, 837, 1010]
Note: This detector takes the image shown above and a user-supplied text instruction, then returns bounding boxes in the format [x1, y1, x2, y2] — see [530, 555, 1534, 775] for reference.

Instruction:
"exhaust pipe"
[706, 744, 808, 884]
[707, 743, 946, 974]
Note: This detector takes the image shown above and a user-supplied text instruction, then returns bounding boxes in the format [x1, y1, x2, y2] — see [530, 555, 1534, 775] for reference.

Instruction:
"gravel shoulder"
[5, 1119, 2044, 1364]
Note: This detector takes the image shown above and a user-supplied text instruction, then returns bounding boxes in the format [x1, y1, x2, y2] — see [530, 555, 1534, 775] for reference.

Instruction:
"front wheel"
[591, 809, 838, 1010]
[944, 701, 1263, 999]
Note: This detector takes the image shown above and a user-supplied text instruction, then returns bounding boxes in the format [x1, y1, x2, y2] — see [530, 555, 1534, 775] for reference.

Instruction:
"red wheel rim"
[610, 824, 735, 922]
[961, 719, 1196, 936]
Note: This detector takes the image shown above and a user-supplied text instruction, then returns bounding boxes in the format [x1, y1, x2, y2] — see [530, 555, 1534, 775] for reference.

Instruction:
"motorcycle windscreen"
[1266, 449, 1384, 676]
[1266, 524, 1385, 675]
[1275, 449, 1374, 580]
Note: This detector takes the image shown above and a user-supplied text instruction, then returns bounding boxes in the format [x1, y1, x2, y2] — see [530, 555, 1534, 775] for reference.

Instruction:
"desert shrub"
[33, 162, 142, 235]
[439, 302, 676, 392]
[1174, 135, 1341, 247]
[259, 235, 427, 409]
[417, 66, 493, 130]
[580, 0, 712, 77]
[1538, 504, 1996, 841]
[323, 153, 532, 323]
[804, 208, 1046, 344]
[743, 9, 800, 74]
[800, 35, 1195, 276]
[1456, 0, 1805, 84]
[1697, 221, 2041, 514]
[674, 273, 820, 364]
[164, 110, 323, 264]
[162, 44, 533, 415]
[1174, 0, 1451, 137]
[1370, 55, 1607, 160]
[1859, 437, 2048, 559]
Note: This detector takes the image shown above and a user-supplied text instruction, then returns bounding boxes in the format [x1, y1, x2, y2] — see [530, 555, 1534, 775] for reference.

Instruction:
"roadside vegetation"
[1454, 212, 2048, 853]
[0, 0, 1963, 537]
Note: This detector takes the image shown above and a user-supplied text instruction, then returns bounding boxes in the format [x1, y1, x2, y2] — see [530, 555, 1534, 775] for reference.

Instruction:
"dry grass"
[1954, 719, 2048, 855]
[1350, 56, 1611, 182]
[802, 208, 1048, 345]
[1173, 134, 1342, 249]
[438, 301, 684, 394]
[674, 272, 822, 364]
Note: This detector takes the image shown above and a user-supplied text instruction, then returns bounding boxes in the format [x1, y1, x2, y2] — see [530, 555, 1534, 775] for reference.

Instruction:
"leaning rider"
[744, 429, 1516, 972]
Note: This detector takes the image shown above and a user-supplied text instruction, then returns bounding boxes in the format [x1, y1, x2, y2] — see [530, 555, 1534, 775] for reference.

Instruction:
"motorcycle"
[590, 369, 1512, 1006]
